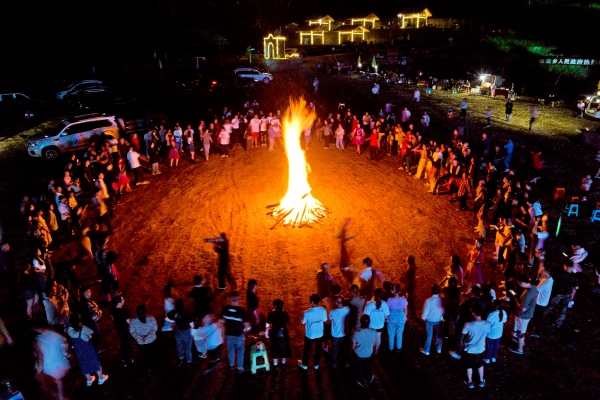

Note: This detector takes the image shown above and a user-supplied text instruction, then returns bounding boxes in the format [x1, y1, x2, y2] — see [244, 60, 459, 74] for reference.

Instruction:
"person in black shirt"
[544, 263, 580, 328]
[109, 295, 133, 366]
[188, 275, 212, 319]
[212, 233, 237, 290]
[266, 299, 291, 369]
[167, 299, 193, 366]
[221, 291, 249, 373]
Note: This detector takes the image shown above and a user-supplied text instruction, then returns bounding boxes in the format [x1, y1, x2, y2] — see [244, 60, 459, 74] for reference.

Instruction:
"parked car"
[56, 80, 103, 100]
[0, 92, 45, 121]
[233, 68, 273, 84]
[26, 113, 120, 160]
[173, 71, 216, 92]
[214, 75, 258, 90]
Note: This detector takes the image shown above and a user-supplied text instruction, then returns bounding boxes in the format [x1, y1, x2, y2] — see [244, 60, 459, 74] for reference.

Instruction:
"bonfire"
[270, 98, 328, 228]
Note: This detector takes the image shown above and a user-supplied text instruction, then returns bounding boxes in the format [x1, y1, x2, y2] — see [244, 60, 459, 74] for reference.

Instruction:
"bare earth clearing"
[1, 56, 600, 400]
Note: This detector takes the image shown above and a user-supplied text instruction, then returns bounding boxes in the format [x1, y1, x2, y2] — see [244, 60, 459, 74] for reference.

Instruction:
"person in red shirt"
[369, 130, 379, 160]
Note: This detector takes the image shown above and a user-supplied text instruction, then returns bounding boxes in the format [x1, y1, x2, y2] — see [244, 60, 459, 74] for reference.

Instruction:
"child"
[484, 301, 506, 363]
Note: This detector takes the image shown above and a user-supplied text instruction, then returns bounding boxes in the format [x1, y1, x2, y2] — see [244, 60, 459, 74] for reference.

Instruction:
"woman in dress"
[363, 288, 390, 352]
[386, 283, 408, 352]
[115, 161, 133, 194]
[67, 313, 108, 386]
[414, 143, 429, 180]
[464, 238, 485, 293]
[168, 135, 180, 167]
[266, 299, 291, 368]
[353, 126, 365, 155]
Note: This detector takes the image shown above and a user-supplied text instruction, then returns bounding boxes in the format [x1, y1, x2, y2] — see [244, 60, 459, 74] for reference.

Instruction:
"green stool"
[250, 341, 270, 374]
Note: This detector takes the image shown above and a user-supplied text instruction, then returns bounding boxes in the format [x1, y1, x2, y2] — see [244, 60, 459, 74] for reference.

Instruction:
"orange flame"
[272, 98, 327, 227]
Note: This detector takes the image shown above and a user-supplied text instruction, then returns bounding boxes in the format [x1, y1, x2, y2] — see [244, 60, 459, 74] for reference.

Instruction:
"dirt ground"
[2, 56, 600, 400]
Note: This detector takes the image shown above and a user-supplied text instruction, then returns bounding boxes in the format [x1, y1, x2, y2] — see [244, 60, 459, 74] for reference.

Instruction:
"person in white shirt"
[219, 128, 230, 158]
[328, 295, 350, 368]
[413, 88, 421, 102]
[461, 303, 491, 388]
[298, 294, 327, 370]
[420, 285, 444, 355]
[358, 257, 383, 299]
[363, 288, 389, 352]
[127, 147, 142, 184]
[259, 117, 268, 147]
[249, 115, 261, 149]
[484, 300, 506, 363]
[231, 115, 240, 144]
[530, 269, 553, 338]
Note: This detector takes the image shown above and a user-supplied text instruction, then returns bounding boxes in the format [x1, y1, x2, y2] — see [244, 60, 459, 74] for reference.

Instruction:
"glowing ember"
[271, 98, 328, 228]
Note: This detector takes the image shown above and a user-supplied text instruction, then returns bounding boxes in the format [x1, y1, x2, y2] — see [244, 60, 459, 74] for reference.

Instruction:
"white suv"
[26, 114, 120, 160]
[57, 80, 103, 100]
[233, 68, 273, 84]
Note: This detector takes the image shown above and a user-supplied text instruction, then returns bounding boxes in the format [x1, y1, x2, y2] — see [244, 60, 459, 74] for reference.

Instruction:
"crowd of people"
[0, 81, 597, 398]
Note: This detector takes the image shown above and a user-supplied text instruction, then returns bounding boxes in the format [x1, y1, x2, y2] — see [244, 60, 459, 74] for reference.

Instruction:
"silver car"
[233, 68, 273, 84]
[26, 114, 120, 160]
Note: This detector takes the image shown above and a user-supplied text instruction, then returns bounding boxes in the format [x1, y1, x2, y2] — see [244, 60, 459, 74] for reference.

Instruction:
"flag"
[371, 55, 376, 69]
[357, 54, 361, 66]
[159, 59, 163, 70]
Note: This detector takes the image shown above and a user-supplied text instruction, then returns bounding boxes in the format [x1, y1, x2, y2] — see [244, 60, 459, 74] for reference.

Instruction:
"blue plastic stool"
[565, 203, 579, 217]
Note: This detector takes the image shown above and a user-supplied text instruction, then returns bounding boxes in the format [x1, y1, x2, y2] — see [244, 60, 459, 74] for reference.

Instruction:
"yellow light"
[272, 98, 327, 227]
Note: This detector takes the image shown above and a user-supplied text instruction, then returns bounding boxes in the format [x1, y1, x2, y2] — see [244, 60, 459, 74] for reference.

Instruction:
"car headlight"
[28, 141, 39, 147]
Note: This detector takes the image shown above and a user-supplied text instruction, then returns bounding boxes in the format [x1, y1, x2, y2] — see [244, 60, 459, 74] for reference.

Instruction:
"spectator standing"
[298, 294, 327, 370]
[387, 283, 408, 352]
[530, 269, 553, 338]
[109, 295, 133, 367]
[316, 262, 333, 300]
[266, 299, 291, 369]
[505, 100, 513, 122]
[167, 299, 194, 366]
[129, 304, 158, 371]
[510, 275, 538, 355]
[328, 295, 350, 368]
[189, 275, 213, 319]
[352, 314, 378, 388]
[460, 99, 468, 120]
[460, 303, 490, 388]
[219, 128, 230, 157]
[363, 288, 389, 352]
[483, 300, 506, 363]
[420, 284, 444, 355]
[221, 291, 249, 373]
[173, 123, 183, 152]
[67, 313, 109, 386]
